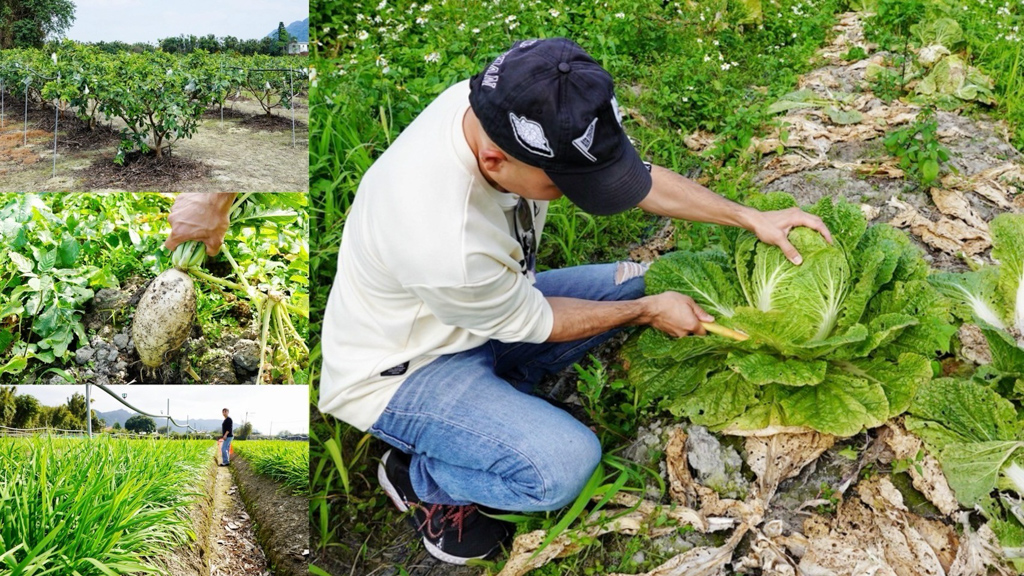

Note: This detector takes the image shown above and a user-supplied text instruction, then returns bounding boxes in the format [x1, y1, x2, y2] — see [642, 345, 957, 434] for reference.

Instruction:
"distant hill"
[96, 409, 225, 433]
[267, 18, 309, 43]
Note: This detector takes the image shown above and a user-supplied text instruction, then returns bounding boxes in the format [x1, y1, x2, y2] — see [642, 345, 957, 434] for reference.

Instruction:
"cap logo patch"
[572, 117, 599, 162]
[610, 96, 623, 128]
[509, 112, 554, 158]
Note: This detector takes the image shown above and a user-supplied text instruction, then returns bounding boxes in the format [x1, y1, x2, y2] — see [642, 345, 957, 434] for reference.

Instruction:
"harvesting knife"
[700, 322, 749, 342]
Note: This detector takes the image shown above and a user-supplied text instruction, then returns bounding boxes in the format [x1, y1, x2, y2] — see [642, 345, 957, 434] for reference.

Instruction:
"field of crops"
[0, 192, 309, 385]
[0, 436, 210, 575]
[233, 439, 309, 495]
[312, 0, 1024, 575]
[0, 44, 307, 164]
[0, 42, 309, 192]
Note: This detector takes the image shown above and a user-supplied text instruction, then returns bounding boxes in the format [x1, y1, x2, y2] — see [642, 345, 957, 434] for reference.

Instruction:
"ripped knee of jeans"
[614, 261, 650, 285]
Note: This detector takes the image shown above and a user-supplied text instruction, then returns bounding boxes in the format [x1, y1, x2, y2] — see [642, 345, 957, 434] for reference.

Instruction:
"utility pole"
[85, 383, 92, 438]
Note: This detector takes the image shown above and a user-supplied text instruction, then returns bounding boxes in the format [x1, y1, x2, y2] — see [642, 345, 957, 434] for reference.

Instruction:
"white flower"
[472, 27, 481, 33]
[713, 39, 719, 46]
[357, 30, 369, 40]
[506, 15, 516, 22]
[458, 22, 466, 30]
[615, 12, 625, 18]
[378, 27, 387, 33]
[703, 54, 711, 62]
[309, 67, 318, 87]
[323, 26, 331, 33]
[509, 21, 519, 29]
[696, 38, 703, 44]
[731, 61, 738, 67]
[721, 63, 731, 70]
[382, 66, 390, 74]
[356, 13, 366, 21]
[549, 8, 560, 16]
[376, 55, 388, 67]
[424, 51, 440, 63]
[416, 16, 428, 24]
[421, 3, 432, 10]
[377, 0, 387, 9]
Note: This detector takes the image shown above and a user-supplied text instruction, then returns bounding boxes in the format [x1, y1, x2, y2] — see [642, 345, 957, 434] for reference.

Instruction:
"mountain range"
[267, 18, 309, 43]
[96, 409, 240, 433]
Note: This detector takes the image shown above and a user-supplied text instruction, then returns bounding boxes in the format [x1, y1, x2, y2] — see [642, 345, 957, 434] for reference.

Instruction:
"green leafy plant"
[882, 109, 951, 186]
[623, 192, 955, 437]
[930, 214, 1024, 397]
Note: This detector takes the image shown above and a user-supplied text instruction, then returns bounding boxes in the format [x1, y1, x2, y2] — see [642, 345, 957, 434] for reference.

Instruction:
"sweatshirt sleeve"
[406, 267, 553, 344]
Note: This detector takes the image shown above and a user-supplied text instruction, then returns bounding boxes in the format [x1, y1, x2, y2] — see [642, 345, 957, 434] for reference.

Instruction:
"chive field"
[233, 440, 310, 495]
[0, 437, 210, 576]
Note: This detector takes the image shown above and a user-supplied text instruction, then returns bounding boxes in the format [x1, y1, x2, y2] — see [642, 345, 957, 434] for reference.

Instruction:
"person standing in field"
[319, 38, 833, 564]
[220, 408, 233, 466]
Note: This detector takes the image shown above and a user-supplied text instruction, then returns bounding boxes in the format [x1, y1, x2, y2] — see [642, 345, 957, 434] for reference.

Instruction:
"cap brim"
[546, 132, 652, 216]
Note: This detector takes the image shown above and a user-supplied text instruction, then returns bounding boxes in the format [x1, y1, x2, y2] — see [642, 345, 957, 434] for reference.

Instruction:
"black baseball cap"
[468, 38, 651, 216]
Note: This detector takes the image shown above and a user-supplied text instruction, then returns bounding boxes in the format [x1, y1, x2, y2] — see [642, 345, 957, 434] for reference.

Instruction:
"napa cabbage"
[623, 193, 956, 437]
[930, 214, 1024, 397]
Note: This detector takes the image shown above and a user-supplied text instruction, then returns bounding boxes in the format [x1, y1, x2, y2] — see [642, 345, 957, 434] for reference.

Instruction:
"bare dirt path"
[208, 461, 271, 576]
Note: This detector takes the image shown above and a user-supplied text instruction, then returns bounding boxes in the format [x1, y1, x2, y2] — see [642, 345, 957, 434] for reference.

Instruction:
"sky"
[18, 385, 309, 435]
[65, 0, 308, 44]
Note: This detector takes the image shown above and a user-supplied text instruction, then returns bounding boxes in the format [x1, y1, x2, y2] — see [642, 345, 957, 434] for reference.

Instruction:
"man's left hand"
[749, 208, 833, 265]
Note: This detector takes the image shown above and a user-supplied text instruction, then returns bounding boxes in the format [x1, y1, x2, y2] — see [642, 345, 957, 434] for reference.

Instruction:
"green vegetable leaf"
[775, 373, 889, 437]
[727, 352, 827, 386]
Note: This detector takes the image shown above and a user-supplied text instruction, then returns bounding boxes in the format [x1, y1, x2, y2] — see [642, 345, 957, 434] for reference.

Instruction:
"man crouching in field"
[319, 38, 832, 564]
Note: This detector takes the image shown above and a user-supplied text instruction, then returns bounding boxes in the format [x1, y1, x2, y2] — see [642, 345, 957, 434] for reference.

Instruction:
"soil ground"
[231, 456, 310, 576]
[0, 93, 308, 192]
[208, 458, 271, 576]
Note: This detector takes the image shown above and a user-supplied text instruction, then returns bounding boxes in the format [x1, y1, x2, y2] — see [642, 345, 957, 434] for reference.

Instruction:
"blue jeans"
[369, 263, 647, 512]
[222, 437, 232, 464]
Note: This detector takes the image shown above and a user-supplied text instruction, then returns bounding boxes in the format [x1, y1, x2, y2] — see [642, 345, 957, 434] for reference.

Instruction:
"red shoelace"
[416, 503, 478, 541]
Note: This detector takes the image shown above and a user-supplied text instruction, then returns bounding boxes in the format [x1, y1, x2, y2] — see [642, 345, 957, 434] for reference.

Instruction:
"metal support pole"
[289, 69, 295, 147]
[24, 81, 29, 145]
[2, 78, 5, 129]
[166, 399, 170, 437]
[86, 383, 92, 438]
[52, 72, 59, 178]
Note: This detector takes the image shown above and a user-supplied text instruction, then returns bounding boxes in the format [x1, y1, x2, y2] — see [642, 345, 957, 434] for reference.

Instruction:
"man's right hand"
[164, 193, 236, 256]
[640, 292, 714, 337]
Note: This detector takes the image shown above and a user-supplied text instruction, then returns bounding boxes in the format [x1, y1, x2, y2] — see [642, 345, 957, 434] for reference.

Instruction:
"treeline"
[0, 386, 101, 432]
[88, 23, 297, 57]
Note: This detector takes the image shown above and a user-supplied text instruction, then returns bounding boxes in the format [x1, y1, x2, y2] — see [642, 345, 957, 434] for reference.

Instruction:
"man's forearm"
[638, 165, 756, 228]
[545, 296, 649, 342]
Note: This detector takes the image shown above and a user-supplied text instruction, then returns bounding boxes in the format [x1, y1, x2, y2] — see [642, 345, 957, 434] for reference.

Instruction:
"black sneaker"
[378, 450, 514, 565]
[378, 449, 419, 512]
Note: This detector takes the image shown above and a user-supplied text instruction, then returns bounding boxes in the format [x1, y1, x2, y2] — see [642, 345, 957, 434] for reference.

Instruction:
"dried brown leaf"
[888, 197, 990, 255]
[665, 428, 698, 507]
[948, 514, 1014, 576]
[745, 432, 835, 501]
[607, 526, 748, 576]
[930, 187, 989, 231]
[881, 421, 960, 516]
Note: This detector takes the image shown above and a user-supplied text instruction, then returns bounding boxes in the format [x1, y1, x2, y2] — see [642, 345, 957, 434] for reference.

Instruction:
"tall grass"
[232, 440, 309, 496]
[0, 436, 210, 576]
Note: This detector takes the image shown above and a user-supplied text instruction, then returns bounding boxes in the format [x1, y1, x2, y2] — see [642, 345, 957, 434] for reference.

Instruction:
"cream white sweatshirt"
[319, 80, 554, 431]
